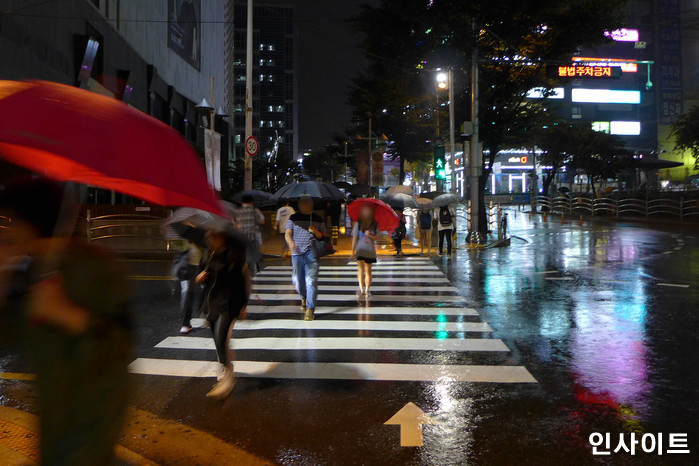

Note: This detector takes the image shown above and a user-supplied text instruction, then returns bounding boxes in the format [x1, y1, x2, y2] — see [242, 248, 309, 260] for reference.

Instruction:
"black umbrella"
[349, 184, 372, 197]
[272, 181, 345, 201]
[383, 193, 419, 209]
[333, 181, 352, 190]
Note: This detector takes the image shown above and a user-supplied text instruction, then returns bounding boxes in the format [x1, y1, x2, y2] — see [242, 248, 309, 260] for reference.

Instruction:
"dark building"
[231, 1, 298, 163]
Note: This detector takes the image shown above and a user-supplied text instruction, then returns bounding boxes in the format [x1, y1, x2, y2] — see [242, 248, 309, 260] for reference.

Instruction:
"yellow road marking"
[0, 372, 36, 381]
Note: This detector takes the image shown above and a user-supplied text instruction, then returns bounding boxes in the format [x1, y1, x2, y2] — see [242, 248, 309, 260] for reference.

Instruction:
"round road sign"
[245, 136, 259, 157]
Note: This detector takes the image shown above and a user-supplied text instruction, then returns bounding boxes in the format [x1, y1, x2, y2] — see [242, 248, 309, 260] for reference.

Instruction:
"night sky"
[288, 0, 376, 152]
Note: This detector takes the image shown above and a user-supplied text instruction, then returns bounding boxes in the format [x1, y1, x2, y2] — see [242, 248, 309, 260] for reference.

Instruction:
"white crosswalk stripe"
[129, 259, 537, 384]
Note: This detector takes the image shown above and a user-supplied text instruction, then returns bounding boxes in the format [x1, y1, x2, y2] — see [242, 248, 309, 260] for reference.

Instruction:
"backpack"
[392, 217, 406, 239]
[419, 211, 432, 230]
[439, 206, 452, 226]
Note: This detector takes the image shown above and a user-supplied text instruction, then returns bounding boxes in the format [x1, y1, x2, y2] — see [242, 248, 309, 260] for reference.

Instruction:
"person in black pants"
[392, 209, 407, 255]
[436, 204, 456, 255]
[197, 228, 250, 399]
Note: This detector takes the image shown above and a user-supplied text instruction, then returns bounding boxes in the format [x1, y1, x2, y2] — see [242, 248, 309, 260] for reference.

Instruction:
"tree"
[568, 130, 627, 196]
[672, 106, 699, 170]
[302, 147, 343, 182]
[228, 154, 300, 194]
[351, 0, 628, 234]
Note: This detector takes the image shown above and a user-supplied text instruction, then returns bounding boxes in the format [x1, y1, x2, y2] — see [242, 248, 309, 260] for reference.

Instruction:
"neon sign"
[572, 57, 638, 73]
[556, 65, 621, 79]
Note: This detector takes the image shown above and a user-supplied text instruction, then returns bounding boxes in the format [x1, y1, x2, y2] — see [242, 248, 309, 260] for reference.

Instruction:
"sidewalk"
[0, 404, 270, 465]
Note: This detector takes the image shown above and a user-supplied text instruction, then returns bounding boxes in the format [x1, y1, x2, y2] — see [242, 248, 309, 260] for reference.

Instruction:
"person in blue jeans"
[285, 196, 327, 321]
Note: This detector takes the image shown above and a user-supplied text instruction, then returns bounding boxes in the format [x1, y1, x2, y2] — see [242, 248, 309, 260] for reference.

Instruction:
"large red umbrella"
[348, 198, 399, 231]
[0, 80, 222, 215]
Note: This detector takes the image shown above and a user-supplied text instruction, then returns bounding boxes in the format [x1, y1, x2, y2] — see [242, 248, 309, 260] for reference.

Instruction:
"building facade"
[0, 0, 232, 198]
[231, 1, 298, 163]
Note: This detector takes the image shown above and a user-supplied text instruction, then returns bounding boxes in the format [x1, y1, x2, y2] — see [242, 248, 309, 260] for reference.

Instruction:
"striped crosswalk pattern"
[129, 258, 536, 384]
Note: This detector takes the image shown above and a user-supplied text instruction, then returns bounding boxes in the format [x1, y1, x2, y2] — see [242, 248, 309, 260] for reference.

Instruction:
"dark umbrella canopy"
[272, 181, 345, 201]
[383, 193, 419, 209]
[349, 184, 372, 197]
[433, 193, 461, 208]
[233, 190, 275, 208]
[631, 158, 684, 170]
[333, 181, 352, 190]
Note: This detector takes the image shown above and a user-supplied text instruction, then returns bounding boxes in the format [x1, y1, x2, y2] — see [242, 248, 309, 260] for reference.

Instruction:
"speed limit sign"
[245, 136, 259, 157]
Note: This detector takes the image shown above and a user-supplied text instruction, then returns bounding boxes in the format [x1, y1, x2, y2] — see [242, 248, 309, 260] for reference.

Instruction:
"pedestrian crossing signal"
[434, 144, 446, 180]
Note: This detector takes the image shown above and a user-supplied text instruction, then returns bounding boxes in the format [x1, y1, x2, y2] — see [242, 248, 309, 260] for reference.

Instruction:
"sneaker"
[180, 326, 193, 335]
[207, 368, 235, 399]
[304, 308, 315, 321]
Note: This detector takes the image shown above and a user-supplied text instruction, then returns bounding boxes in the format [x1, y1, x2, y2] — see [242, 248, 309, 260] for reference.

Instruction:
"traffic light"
[433, 141, 446, 180]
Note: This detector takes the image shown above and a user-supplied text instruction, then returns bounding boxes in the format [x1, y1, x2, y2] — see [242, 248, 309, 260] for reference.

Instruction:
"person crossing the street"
[285, 196, 327, 321]
[351, 204, 380, 298]
[435, 203, 456, 256]
[417, 208, 433, 254]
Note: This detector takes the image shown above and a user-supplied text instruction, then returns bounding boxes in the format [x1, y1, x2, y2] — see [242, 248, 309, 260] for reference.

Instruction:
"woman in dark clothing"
[197, 228, 250, 399]
[392, 209, 407, 256]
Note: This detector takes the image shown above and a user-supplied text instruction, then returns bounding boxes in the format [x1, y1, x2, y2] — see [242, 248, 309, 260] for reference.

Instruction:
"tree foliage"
[351, 0, 628, 232]
[672, 106, 699, 169]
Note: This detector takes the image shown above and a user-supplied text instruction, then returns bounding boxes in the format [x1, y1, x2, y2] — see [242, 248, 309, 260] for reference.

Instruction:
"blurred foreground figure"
[0, 180, 132, 465]
[197, 227, 250, 399]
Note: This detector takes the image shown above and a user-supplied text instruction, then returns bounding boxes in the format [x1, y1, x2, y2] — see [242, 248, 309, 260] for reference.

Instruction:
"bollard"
[579, 215, 583, 226]
[543, 212, 547, 222]
[561, 213, 565, 224]
[514, 210, 517, 218]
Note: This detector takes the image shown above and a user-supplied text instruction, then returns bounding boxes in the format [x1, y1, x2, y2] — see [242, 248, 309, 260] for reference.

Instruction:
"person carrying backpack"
[417, 209, 433, 254]
[435, 204, 456, 256]
[391, 209, 407, 256]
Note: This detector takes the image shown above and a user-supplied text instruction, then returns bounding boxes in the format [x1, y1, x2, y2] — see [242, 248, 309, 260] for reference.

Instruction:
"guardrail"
[86, 211, 170, 250]
[535, 195, 699, 222]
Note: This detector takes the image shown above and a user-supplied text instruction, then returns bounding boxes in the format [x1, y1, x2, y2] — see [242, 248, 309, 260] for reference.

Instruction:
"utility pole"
[469, 18, 481, 240]
[243, 0, 253, 190]
[448, 69, 456, 194]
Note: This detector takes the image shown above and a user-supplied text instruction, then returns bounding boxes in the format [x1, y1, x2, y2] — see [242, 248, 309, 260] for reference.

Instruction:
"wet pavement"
[2, 209, 698, 464]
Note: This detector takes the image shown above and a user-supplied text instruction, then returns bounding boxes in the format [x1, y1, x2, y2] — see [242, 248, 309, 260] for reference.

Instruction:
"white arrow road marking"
[384, 402, 435, 447]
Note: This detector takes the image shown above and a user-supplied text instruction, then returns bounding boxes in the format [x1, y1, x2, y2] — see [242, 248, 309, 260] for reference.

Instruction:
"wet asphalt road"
[4, 211, 699, 465]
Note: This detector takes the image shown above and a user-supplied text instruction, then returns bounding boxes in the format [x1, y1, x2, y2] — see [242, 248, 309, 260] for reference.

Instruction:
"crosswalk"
[129, 258, 537, 384]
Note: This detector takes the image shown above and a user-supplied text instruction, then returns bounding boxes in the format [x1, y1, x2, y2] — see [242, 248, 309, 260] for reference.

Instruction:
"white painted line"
[536, 271, 559, 274]
[254, 293, 466, 303]
[545, 277, 573, 281]
[673, 247, 682, 251]
[252, 284, 459, 293]
[245, 305, 479, 316]
[656, 283, 690, 288]
[263, 265, 441, 271]
[600, 280, 631, 284]
[233, 319, 491, 333]
[346, 260, 434, 266]
[156, 336, 510, 352]
[129, 359, 537, 383]
[257, 270, 444, 277]
[253, 276, 450, 284]
[662, 251, 674, 255]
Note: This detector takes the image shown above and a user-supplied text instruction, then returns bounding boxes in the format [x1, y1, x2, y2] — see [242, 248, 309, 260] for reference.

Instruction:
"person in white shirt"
[275, 201, 295, 257]
[434, 204, 456, 255]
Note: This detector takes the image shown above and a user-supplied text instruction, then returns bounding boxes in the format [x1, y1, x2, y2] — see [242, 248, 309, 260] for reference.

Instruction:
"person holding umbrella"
[351, 204, 381, 297]
[196, 225, 251, 398]
[285, 196, 327, 321]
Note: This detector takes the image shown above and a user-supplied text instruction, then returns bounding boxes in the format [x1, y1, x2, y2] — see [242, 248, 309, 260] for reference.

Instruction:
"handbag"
[312, 236, 336, 258]
[171, 251, 189, 281]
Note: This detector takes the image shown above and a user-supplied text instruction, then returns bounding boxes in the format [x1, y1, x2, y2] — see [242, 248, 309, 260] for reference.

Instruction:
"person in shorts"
[351, 204, 381, 298]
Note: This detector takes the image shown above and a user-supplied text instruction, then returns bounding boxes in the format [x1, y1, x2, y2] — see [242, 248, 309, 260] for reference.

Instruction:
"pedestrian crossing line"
[156, 336, 509, 352]
[128, 359, 537, 383]
[253, 293, 466, 303]
[257, 270, 444, 277]
[545, 277, 573, 281]
[345, 260, 434, 266]
[244, 305, 479, 317]
[252, 284, 459, 293]
[233, 319, 491, 333]
[263, 265, 441, 271]
[253, 276, 450, 284]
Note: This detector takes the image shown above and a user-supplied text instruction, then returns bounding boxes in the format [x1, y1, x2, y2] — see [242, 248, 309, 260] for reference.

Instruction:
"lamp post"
[243, 0, 254, 190]
[437, 70, 457, 194]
